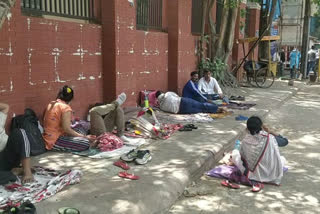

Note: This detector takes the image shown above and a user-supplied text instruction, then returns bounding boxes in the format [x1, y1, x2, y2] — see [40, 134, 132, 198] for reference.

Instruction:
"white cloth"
[0, 111, 8, 152]
[158, 92, 181, 114]
[308, 49, 317, 61]
[198, 77, 222, 95]
[235, 131, 285, 185]
[272, 52, 280, 62]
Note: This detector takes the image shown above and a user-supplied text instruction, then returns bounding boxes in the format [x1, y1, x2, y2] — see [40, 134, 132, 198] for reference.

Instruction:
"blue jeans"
[307, 61, 316, 76]
[275, 135, 289, 147]
[179, 97, 218, 114]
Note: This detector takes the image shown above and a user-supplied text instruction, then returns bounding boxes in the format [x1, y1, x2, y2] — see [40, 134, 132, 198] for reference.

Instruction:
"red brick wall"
[0, 0, 103, 124]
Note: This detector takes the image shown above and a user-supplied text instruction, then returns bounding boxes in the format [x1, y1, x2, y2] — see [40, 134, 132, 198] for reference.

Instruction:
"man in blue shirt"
[182, 71, 208, 103]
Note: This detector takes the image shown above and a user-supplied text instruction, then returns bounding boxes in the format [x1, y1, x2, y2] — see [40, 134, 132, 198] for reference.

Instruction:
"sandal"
[178, 127, 193, 131]
[118, 171, 140, 180]
[184, 124, 198, 129]
[221, 180, 240, 189]
[252, 183, 264, 192]
[113, 160, 130, 170]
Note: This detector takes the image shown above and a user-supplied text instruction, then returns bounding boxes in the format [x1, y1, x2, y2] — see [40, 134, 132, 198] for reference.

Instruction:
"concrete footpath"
[34, 80, 304, 214]
[169, 83, 320, 214]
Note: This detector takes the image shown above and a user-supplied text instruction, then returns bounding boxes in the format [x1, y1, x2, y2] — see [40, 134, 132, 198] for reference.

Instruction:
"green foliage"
[198, 58, 228, 81]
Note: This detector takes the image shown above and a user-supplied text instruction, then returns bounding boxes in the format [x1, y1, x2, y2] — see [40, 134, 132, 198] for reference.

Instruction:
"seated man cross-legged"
[198, 69, 224, 100]
[182, 71, 209, 103]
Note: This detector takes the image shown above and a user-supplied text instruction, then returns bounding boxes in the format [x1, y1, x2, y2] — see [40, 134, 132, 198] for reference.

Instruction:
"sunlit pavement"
[168, 84, 320, 214]
[33, 80, 313, 214]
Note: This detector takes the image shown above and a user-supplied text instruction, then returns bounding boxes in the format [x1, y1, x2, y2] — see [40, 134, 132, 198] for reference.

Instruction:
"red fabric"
[139, 90, 159, 107]
[96, 133, 124, 152]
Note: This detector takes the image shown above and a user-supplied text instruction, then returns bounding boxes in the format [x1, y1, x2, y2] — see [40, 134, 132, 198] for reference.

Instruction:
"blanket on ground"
[155, 111, 214, 124]
[210, 111, 233, 119]
[206, 165, 288, 186]
[226, 102, 256, 110]
[0, 166, 82, 209]
[73, 138, 147, 159]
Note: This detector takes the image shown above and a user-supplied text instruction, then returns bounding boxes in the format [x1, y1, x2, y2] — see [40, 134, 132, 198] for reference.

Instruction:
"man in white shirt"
[198, 69, 223, 100]
[0, 102, 9, 152]
[156, 91, 222, 114]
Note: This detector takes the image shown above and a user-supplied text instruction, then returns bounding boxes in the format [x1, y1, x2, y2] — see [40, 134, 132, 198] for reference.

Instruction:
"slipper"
[184, 124, 198, 129]
[58, 207, 80, 214]
[178, 127, 193, 131]
[113, 160, 130, 170]
[252, 183, 264, 192]
[221, 180, 240, 189]
[118, 171, 140, 180]
[235, 115, 248, 121]
[19, 201, 36, 214]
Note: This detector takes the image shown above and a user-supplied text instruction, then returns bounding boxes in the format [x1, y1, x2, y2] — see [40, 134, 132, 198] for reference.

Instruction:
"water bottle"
[234, 139, 241, 150]
[144, 91, 149, 108]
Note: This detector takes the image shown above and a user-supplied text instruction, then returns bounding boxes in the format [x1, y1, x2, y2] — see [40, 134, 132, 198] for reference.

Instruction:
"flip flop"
[58, 207, 80, 214]
[113, 160, 130, 170]
[178, 127, 193, 131]
[118, 171, 140, 180]
[235, 115, 248, 121]
[252, 183, 264, 192]
[184, 124, 198, 129]
[221, 180, 240, 189]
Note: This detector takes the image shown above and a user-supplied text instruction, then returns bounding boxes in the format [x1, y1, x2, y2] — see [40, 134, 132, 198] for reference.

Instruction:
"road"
[168, 84, 320, 214]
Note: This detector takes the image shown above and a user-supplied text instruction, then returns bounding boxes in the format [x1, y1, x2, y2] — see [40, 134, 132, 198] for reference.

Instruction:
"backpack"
[10, 108, 46, 156]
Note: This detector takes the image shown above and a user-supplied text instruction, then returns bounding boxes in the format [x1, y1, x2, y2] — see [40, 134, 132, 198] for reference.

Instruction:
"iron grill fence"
[191, 0, 203, 34]
[136, 0, 162, 30]
[21, 0, 96, 21]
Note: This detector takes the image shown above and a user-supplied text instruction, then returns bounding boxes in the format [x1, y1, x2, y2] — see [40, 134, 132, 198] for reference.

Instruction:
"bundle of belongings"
[126, 107, 181, 139]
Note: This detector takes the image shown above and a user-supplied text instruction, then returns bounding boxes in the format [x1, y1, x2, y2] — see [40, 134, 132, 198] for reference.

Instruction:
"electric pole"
[301, 0, 311, 79]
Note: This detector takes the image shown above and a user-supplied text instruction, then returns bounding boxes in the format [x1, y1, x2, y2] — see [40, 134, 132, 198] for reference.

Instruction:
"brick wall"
[0, 0, 103, 124]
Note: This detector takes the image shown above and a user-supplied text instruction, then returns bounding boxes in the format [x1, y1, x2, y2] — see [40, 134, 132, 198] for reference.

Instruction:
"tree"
[197, 0, 266, 89]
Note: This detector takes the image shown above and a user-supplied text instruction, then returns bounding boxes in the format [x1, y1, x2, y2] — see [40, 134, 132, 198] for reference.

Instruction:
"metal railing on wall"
[136, 0, 162, 30]
[21, 0, 97, 21]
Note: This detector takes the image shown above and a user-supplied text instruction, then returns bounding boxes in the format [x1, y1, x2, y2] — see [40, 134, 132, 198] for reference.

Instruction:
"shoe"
[58, 207, 80, 214]
[120, 149, 138, 162]
[135, 150, 152, 165]
[252, 183, 264, 192]
[178, 127, 193, 131]
[120, 135, 131, 142]
[235, 115, 248, 121]
[116, 92, 127, 106]
[184, 124, 198, 129]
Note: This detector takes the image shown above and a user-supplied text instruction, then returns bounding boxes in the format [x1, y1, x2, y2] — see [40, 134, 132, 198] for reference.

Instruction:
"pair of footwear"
[179, 124, 197, 132]
[235, 115, 248, 121]
[230, 95, 245, 101]
[3, 202, 37, 214]
[120, 149, 152, 165]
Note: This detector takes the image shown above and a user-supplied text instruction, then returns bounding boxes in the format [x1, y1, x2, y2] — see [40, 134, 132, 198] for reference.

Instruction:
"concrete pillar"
[232, 1, 247, 81]
[100, 0, 117, 102]
[247, 2, 261, 61]
[167, 0, 179, 92]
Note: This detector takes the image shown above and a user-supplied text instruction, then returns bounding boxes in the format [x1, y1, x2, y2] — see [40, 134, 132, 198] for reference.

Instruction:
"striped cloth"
[52, 127, 89, 152]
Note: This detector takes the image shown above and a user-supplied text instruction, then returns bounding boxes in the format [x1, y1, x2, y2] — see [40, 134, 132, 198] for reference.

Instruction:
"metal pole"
[301, 0, 311, 79]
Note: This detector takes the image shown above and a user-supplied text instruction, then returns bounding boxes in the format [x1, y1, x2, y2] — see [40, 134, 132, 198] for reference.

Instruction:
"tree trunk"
[199, 0, 208, 64]
[207, 0, 216, 60]
[215, 1, 229, 59]
[223, 6, 239, 64]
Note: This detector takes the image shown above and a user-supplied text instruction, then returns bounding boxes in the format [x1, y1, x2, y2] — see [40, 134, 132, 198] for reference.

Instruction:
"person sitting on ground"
[182, 71, 209, 103]
[0, 103, 34, 183]
[155, 91, 225, 114]
[198, 69, 223, 100]
[232, 116, 286, 189]
[43, 85, 96, 152]
[89, 92, 131, 143]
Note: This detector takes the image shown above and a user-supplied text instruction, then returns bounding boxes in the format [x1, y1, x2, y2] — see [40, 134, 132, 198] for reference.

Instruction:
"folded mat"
[0, 166, 82, 209]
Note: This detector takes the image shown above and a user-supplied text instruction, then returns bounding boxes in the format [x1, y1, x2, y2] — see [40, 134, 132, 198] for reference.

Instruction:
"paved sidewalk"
[168, 83, 320, 214]
[33, 80, 304, 214]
